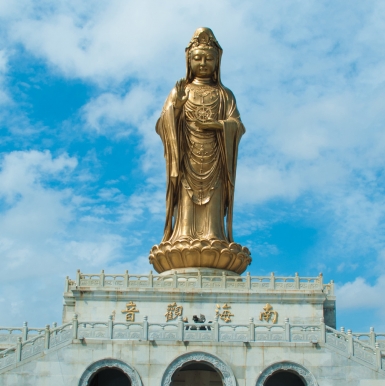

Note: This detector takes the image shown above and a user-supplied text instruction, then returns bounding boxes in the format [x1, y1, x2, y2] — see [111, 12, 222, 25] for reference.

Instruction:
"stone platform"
[0, 269, 384, 385]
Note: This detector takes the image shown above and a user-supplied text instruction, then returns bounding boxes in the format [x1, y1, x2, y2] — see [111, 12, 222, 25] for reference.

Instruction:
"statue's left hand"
[195, 119, 223, 130]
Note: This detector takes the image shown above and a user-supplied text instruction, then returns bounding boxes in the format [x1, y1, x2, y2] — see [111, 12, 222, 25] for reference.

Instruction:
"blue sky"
[0, 0, 385, 332]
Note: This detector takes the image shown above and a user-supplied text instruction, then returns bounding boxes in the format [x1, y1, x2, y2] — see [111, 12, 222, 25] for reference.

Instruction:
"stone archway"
[161, 351, 236, 386]
[256, 361, 318, 386]
[78, 358, 142, 386]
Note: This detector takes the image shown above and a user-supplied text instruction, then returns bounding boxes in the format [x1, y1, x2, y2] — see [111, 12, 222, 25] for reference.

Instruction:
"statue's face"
[190, 48, 218, 78]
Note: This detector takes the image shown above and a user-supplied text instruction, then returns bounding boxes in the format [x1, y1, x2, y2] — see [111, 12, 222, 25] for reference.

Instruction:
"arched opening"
[264, 370, 305, 386]
[171, 361, 223, 386]
[88, 367, 131, 386]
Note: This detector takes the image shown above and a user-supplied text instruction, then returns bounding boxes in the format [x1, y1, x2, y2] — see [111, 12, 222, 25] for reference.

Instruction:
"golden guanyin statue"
[149, 28, 252, 275]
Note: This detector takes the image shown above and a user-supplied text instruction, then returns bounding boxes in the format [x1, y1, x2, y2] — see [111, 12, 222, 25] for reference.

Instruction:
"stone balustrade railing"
[0, 323, 46, 346]
[1, 315, 383, 373]
[65, 270, 334, 294]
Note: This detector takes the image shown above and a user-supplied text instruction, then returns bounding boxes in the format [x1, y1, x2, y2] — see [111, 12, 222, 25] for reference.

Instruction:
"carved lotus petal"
[149, 238, 252, 273]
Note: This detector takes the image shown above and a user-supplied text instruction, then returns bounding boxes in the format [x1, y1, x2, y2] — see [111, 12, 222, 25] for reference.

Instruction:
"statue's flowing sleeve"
[156, 89, 179, 241]
[218, 87, 245, 242]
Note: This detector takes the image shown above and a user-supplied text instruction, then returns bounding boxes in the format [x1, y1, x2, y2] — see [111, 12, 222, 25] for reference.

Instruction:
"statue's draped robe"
[156, 83, 245, 244]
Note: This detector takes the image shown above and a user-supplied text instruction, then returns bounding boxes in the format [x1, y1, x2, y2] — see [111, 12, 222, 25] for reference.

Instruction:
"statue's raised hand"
[173, 79, 189, 110]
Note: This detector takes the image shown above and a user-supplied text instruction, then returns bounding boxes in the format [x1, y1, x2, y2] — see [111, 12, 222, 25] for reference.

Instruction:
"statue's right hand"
[173, 79, 189, 110]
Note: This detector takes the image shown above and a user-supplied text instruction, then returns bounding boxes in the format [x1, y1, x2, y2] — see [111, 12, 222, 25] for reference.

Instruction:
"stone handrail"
[0, 323, 46, 347]
[65, 270, 334, 294]
[1, 315, 384, 373]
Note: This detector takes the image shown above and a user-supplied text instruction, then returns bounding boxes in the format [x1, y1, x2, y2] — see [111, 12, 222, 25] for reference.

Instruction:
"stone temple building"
[0, 267, 384, 385]
[1, 27, 385, 385]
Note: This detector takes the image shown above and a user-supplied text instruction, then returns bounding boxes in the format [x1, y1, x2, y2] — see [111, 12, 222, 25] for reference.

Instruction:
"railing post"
[270, 272, 275, 289]
[178, 316, 184, 341]
[173, 272, 177, 288]
[249, 317, 255, 342]
[44, 325, 50, 349]
[124, 270, 129, 288]
[52, 322, 57, 335]
[213, 316, 219, 342]
[294, 272, 300, 289]
[370, 327, 376, 347]
[143, 316, 148, 341]
[319, 318, 326, 343]
[246, 272, 251, 289]
[76, 269, 81, 286]
[375, 343, 382, 370]
[347, 329, 354, 357]
[285, 318, 290, 342]
[196, 271, 202, 289]
[22, 321, 28, 341]
[16, 337, 22, 362]
[149, 271, 153, 288]
[222, 272, 226, 288]
[108, 315, 113, 339]
[100, 270, 105, 287]
[72, 314, 78, 339]
[318, 272, 323, 289]
[64, 276, 69, 292]
[329, 280, 335, 295]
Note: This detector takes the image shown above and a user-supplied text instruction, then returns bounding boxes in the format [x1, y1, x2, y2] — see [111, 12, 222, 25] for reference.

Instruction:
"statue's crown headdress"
[186, 27, 222, 53]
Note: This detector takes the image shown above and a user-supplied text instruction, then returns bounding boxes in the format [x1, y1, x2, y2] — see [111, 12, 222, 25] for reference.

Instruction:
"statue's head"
[185, 27, 223, 83]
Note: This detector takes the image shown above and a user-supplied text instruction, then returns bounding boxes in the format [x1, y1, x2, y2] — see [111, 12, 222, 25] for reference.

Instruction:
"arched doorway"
[256, 361, 317, 386]
[264, 370, 305, 386]
[89, 367, 131, 386]
[78, 359, 142, 386]
[171, 361, 222, 386]
[162, 351, 236, 386]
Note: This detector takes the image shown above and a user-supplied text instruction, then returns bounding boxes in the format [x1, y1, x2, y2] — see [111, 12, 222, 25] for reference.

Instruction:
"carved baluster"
[16, 337, 22, 362]
[173, 272, 177, 288]
[294, 272, 299, 289]
[213, 316, 219, 342]
[149, 271, 153, 288]
[319, 317, 326, 343]
[76, 269, 81, 286]
[249, 318, 255, 342]
[330, 280, 335, 295]
[72, 314, 78, 339]
[124, 270, 129, 288]
[375, 343, 382, 371]
[222, 272, 226, 288]
[64, 276, 69, 292]
[108, 315, 113, 339]
[285, 318, 290, 342]
[270, 272, 275, 289]
[178, 316, 184, 341]
[100, 270, 105, 287]
[347, 329, 353, 357]
[44, 325, 50, 349]
[143, 316, 148, 341]
[370, 327, 375, 347]
[246, 272, 251, 289]
[197, 271, 202, 289]
[22, 321, 28, 342]
[319, 272, 323, 289]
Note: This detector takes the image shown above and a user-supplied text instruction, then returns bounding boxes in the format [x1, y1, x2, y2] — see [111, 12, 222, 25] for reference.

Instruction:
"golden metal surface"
[259, 303, 278, 324]
[165, 302, 183, 321]
[121, 301, 139, 322]
[150, 27, 252, 274]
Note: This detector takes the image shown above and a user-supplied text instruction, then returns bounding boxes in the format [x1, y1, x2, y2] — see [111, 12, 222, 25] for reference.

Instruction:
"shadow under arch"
[256, 361, 318, 386]
[78, 358, 143, 386]
[161, 351, 236, 386]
